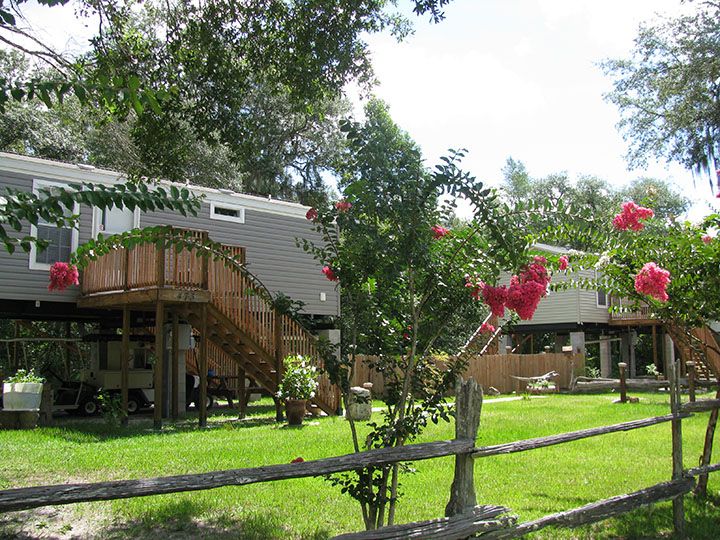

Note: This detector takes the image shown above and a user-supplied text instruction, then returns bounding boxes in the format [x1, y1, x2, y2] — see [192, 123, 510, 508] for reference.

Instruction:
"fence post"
[695, 387, 720, 497]
[445, 377, 483, 517]
[686, 361, 696, 403]
[618, 362, 627, 404]
[668, 359, 686, 537]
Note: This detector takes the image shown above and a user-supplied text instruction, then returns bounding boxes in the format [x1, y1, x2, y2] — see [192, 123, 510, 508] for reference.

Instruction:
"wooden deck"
[608, 299, 661, 326]
[79, 228, 340, 425]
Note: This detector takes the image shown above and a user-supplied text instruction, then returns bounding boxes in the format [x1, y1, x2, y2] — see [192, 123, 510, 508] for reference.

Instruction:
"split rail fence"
[352, 353, 585, 395]
[0, 359, 717, 539]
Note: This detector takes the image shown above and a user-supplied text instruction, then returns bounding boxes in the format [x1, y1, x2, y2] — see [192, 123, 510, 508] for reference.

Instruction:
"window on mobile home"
[210, 201, 245, 223]
[29, 180, 79, 270]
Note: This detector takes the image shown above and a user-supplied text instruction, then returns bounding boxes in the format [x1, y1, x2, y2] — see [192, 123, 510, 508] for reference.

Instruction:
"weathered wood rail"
[1, 369, 718, 539]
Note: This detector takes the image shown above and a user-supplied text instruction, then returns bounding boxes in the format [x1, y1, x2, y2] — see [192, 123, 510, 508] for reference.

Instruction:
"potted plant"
[277, 355, 318, 425]
[2, 369, 45, 410]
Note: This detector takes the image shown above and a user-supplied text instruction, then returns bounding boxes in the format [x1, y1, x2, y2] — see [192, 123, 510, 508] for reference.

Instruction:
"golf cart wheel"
[80, 398, 99, 416]
[126, 396, 139, 414]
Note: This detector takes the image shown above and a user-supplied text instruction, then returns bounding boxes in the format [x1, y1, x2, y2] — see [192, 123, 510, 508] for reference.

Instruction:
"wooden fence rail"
[482, 477, 696, 540]
[0, 439, 472, 512]
[1, 369, 718, 539]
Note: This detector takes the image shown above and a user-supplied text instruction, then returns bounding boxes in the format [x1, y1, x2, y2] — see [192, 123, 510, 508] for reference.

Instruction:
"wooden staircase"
[666, 325, 720, 381]
[79, 228, 340, 416]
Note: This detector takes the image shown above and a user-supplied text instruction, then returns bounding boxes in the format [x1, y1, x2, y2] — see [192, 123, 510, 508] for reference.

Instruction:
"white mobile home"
[0, 152, 341, 422]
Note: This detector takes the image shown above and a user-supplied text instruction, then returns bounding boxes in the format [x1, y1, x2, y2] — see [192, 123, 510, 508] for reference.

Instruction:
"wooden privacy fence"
[352, 353, 585, 395]
[0, 362, 717, 538]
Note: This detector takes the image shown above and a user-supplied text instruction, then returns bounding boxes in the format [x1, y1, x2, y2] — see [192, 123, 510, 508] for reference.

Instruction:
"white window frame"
[29, 179, 80, 271]
[91, 206, 141, 238]
[209, 201, 246, 224]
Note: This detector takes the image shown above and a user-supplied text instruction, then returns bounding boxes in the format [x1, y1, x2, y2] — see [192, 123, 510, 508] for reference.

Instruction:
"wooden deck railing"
[81, 229, 209, 295]
[609, 297, 655, 322]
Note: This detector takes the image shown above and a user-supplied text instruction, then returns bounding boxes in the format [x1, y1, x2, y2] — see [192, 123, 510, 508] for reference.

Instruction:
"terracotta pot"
[285, 399, 307, 425]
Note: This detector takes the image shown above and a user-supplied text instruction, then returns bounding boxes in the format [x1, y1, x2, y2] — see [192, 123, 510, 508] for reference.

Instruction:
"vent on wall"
[210, 201, 245, 224]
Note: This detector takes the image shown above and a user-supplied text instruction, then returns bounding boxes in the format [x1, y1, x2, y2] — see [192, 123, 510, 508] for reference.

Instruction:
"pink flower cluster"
[634, 262, 670, 302]
[702, 235, 713, 245]
[466, 259, 550, 321]
[558, 255, 569, 271]
[431, 225, 450, 239]
[322, 266, 338, 282]
[48, 262, 79, 292]
[306, 208, 318, 221]
[612, 202, 654, 231]
[335, 200, 352, 212]
[480, 322, 495, 335]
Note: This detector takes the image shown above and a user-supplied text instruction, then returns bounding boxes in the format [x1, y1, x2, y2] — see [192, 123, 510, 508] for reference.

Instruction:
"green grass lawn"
[1, 392, 719, 539]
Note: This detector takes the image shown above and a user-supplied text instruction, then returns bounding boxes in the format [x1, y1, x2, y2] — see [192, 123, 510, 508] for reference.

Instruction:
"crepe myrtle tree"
[549, 201, 720, 340]
[298, 105, 566, 529]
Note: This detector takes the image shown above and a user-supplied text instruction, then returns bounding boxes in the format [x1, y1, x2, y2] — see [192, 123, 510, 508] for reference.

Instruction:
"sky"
[10, 0, 719, 218]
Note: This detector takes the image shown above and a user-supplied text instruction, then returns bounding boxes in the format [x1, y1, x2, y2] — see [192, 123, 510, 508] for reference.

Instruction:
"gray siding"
[0, 169, 93, 304]
[0, 157, 339, 317]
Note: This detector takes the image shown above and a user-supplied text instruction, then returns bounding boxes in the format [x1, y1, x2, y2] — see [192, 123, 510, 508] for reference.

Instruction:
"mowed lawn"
[1, 392, 719, 539]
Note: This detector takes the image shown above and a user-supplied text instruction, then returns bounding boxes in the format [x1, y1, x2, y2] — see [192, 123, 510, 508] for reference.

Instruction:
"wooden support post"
[199, 303, 208, 428]
[153, 302, 165, 430]
[445, 377, 483, 517]
[668, 359, 686, 538]
[686, 362, 696, 403]
[121, 307, 130, 427]
[171, 312, 179, 420]
[695, 387, 720, 497]
[618, 362, 627, 404]
[238, 365, 246, 419]
[274, 313, 284, 423]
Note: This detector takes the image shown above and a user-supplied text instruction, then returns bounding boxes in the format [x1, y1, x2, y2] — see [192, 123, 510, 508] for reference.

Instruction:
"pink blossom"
[634, 262, 670, 302]
[466, 260, 550, 321]
[291, 457, 305, 463]
[480, 322, 496, 335]
[335, 200, 352, 212]
[613, 201, 654, 231]
[533, 255, 547, 265]
[48, 262, 79, 292]
[431, 225, 450, 239]
[519, 262, 551, 288]
[558, 256, 569, 271]
[322, 266, 338, 282]
[702, 235, 713, 244]
[306, 208, 318, 221]
[481, 283, 509, 317]
[506, 277, 546, 320]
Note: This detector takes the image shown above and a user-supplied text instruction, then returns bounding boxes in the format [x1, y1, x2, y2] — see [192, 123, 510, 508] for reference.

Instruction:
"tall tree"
[499, 157, 689, 248]
[602, 1, 720, 189]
